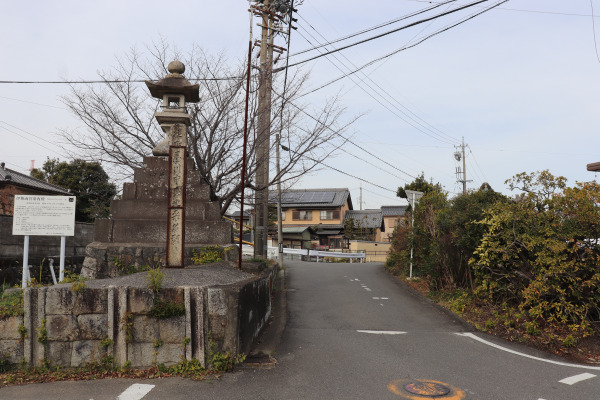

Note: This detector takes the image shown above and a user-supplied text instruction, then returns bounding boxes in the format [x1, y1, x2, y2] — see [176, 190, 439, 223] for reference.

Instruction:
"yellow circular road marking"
[388, 379, 466, 399]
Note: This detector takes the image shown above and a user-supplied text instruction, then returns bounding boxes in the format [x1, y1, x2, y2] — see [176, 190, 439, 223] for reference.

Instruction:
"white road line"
[364, 288, 372, 292]
[559, 373, 596, 385]
[357, 330, 406, 335]
[117, 383, 155, 400]
[457, 333, 600, 370]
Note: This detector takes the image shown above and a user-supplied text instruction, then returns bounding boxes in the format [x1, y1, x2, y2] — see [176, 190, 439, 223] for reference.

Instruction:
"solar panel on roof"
[280, 191, 337, 204]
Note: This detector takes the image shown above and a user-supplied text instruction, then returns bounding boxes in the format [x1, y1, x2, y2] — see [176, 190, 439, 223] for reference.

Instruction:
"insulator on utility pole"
[454, 136, 472, 195]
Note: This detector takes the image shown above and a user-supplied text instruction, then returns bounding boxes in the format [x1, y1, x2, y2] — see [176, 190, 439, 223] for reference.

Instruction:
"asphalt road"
[2, 260, 600, 399]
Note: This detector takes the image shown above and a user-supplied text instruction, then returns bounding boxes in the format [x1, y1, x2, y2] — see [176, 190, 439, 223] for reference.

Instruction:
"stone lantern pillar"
[145, 61, 200, 267]
[82, 61, 233, 279]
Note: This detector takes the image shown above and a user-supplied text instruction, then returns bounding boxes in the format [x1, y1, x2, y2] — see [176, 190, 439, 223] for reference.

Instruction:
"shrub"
[192, 246, 224, 265]
[0, 290, 24, 319]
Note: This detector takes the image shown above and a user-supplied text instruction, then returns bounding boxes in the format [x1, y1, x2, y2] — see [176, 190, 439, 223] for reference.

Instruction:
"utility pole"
[254, 0, 274, 259]
[251, 0, 295, 260]
[359, 185, 363, 210]
[454, 136, 471, 195]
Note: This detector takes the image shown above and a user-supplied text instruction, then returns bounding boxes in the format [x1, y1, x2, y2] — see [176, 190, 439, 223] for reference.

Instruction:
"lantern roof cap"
[145, 60, 200, 103]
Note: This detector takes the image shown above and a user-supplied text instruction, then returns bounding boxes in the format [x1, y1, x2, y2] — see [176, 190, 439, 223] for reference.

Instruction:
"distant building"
[343, 209, 385, 242]
[380, 205, 408, 242]
[268, 188, 353, 249]
[0, 162, 69, 216]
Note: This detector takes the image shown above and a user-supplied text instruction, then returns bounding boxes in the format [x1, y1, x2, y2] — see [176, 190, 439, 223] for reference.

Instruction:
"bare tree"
[59, 41, 357, 215]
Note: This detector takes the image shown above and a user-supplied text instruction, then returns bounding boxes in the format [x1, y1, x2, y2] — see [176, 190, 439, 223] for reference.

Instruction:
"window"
[281, 210, 286, 221]
[320, 210, 340, 220]
[292, 210, 312, 220]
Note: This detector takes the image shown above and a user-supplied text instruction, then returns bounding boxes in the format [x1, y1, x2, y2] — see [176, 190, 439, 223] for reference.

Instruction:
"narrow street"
[2, 261, 599, 399]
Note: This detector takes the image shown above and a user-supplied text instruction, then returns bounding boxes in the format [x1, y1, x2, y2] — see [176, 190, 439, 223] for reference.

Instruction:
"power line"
[468, 146, 489, 182]
[295, 12, 463, 146]
[291, 95, 418, 179]
[305, 155, 397, 193]
[407, 0, 600, 18]
[0, 77, 242, 85]
[275, 0, 493, 72]
[590, 0, 600, 65]
[340, 148, 411, 183]
[0, 95, 69, 111]
[0, 122, 64, 154]
[296, 0, 507, 106]
[290, 0, 459, 57]
[361, 186, 403, 202]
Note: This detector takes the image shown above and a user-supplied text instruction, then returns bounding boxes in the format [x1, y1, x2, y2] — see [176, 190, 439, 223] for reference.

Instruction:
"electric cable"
[294, 10, 464, 146]
[0, 123, 64, 154]
[275, 0, 493, 72]
[298, 23, 457, 145]
[407, 0, 600, 18]
[295, 0, 507, 100]
[0, 76, 242, 84]
[590, 0, 600, 64]
[289, 0, 458, 57]
[468, 146, 489, 183]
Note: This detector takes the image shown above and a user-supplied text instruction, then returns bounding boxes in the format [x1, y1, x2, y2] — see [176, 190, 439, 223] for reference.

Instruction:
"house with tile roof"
[268, 188, 353, 249]
[343, 209, 386, 242]
[0, 162, 70, 216]
[380, 205, 408, 242]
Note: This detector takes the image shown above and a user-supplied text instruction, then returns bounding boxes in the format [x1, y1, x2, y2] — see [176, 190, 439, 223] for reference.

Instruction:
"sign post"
[405, 190, 424, 279]
[12, 195, 76, 287]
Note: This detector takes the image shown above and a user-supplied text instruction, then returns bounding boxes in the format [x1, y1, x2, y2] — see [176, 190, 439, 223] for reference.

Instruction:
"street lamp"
[405, 190, 423, 279]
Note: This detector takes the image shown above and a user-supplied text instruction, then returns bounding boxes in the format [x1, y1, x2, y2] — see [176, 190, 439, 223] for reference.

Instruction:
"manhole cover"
[404, 381, 451, 397]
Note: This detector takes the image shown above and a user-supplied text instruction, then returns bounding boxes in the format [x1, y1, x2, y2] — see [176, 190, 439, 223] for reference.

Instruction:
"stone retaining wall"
[0, 265, 276, 368]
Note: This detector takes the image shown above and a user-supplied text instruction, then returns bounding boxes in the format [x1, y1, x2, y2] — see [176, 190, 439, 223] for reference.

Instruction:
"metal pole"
[59, 235, 66, 282]
[409, 192, 415, 279]
[276, 133, 284, 267]
[48, 258, 57, 285]
[462, 136, 467, 195]
[275, 0, 295, 269]
[239, 6, 254, 269]
[22, 235, 29, 288]
[254, 0, 273, 259]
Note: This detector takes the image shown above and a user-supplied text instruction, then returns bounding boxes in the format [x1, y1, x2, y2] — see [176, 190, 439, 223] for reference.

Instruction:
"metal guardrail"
[267, 247, 365, 263]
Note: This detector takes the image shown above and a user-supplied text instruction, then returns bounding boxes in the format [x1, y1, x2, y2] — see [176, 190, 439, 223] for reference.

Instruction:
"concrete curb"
[245, 266, 287, 365]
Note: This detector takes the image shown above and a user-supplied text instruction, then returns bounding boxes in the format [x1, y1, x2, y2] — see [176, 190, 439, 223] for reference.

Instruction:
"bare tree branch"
[59, 43, 357, 215]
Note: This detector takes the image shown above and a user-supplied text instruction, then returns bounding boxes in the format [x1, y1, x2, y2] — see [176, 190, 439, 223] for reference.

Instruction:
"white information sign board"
[12, 195, 76, 236]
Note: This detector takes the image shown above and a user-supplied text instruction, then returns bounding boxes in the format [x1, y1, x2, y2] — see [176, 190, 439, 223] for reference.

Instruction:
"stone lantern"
[145, 60, 199, 267]
[82, 61, 233, 278]
[146, 60, 200, 156]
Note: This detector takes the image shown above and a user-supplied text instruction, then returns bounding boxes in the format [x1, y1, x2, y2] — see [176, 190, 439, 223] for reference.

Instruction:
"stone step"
[94, 219, 232, 244]
[122, 181, 211, 201]
[133, 156, 202, 186]
[109, 199, 220, 220]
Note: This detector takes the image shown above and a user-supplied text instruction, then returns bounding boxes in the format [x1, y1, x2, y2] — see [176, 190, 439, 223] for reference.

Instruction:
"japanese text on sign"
[12, 195, 76, 236]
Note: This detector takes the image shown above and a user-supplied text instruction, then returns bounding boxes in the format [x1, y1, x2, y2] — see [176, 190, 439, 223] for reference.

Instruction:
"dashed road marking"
[559, 373, 596, 385]
[364, 288, 372, 291]
[372, 297, 389, 300]
[117, 383, 155, 400]
[357, 330, 406, 335]
[457, 333, 600, 370]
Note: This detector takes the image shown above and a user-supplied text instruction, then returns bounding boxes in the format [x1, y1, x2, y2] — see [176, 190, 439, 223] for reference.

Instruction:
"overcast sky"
[2, 0, 600, 210]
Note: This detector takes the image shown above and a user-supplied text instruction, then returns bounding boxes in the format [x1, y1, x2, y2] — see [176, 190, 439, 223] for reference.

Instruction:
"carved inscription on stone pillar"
[167, 124, 187, 267]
